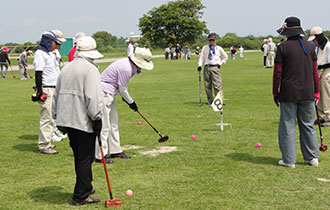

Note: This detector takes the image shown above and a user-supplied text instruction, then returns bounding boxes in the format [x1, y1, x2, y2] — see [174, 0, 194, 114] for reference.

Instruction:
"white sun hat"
[308, 26, 323, 41]
[130, 47, 154, 70]
[73, 32, 86, 44]
[76, 36, 104, 59]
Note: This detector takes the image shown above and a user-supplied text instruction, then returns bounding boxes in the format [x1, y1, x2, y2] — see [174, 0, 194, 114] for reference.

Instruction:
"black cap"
[208, 33, 216, 40]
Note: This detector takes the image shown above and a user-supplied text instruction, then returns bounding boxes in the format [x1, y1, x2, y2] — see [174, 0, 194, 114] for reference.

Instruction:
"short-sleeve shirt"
[100, 58, 137, 95]
[275, 38, 317, 102]
[33, 49, 58, 86]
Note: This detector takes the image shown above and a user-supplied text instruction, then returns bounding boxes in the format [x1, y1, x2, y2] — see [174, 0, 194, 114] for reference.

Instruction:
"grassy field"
[1, 52, 330, 210]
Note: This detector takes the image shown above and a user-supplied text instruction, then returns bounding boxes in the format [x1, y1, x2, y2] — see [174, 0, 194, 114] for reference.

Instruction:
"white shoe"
[51, 133, 63, 142]
[278, 160, 295, 168]
[305, 158, 319, 167]
[55, 130, 67, 139]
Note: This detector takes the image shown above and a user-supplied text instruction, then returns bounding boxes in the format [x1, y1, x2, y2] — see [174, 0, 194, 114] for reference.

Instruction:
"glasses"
[209, 39, 215, 42]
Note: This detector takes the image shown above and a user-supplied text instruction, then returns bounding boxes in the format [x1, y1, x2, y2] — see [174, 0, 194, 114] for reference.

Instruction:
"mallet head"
[320, 144, 328, 152]
[105, 199, 122, 208]
[158, 134, 169, 143]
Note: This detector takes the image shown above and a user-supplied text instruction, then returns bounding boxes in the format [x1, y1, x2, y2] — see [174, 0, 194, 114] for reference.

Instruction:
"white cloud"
[64, 16, 101, 24]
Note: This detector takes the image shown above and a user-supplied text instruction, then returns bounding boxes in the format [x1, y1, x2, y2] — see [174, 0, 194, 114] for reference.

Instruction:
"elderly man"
[18, 50, 33, 80]
[267, 38, 277, 68]
[308, 27, 330, 127]
[33, 30, 66, 154]
[273, 17, 320, 168]
[197, 33, 228, 105]
[95, 47, 154, 163]
[53, 36, 104, 206]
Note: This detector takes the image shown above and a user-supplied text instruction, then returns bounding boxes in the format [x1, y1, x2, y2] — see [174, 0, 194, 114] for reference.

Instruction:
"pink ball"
[126, 190, 133, 196]
[137, 121, 142, 125]
[190, 135, 196, 140]
[256, 143, 261, 148]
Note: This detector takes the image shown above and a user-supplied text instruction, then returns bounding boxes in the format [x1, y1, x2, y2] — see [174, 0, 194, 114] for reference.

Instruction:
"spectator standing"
[267, 38, 277, 68]
[239, 46, 244, 58]
[262, 39, 269, 68]
[0, 46, 11, 79]
[165, 46, 170, 60]
[273, 17, 320, 168]
[197, 33, 228, 105]
[125, 39, 133, 57]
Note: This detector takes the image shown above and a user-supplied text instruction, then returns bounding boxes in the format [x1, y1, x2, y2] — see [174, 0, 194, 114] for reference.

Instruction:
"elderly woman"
[52, 36, 104, 206]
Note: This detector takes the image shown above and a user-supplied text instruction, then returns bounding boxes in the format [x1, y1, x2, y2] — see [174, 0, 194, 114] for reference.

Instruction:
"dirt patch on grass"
[317, 178, 330, 182]
[122, 145, 143, 150]
[140, 146, 178, 157]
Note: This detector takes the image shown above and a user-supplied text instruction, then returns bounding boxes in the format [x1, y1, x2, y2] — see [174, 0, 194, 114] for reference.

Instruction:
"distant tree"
[138, 0, 209, 47]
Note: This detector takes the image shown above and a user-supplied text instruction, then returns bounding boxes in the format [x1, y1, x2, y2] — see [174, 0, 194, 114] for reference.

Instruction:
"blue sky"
[1, 0, 329, 44]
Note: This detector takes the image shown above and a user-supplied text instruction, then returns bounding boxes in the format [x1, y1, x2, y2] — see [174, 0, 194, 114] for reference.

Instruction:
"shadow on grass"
[28, 186, 72, 205]
[18, 134, 38, 141]
[12, 143, 38, 153]
[226, 152, 278, 166]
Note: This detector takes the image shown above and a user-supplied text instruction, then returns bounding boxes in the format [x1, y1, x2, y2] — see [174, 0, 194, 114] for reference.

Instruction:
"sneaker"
[278, 160, 295, 168]
[305, 158, 319, 166]
[55, 130, 67, 139]
[38, 148, 59, 154]
[110, 152, 131, 159]
[51, 133, 63, 142]
[49, 144, 56, 149]
[72, 196, 100, 206]
[95, 158, 114, 164]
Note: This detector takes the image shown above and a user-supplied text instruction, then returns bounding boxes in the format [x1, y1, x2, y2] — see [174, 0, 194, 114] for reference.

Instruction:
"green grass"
[1, 52, 330, 209]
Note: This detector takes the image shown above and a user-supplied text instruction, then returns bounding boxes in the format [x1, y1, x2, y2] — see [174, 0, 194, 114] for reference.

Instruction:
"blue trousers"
[278, 101, 319, 164]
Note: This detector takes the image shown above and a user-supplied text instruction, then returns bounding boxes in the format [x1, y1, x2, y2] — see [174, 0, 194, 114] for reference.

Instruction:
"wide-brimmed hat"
[130, 47, 154, 70]
[74, 32, 86, 44]
[27, 50, 33, 54]
[308, 26, 323, 41]
[2, 46, 10, 52]
[51, 29, 67, 44]
[277, 17, 305, 37]
[76, 36, 103, 59]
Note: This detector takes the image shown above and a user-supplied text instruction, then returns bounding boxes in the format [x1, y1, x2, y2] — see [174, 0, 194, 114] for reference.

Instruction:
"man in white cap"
[32, 30, 65, 154]
[68, 32, 86, 62]
[266, 38, 277, 68]
[18, 50, 33, 80]
[308, 27, 330, 126]
[125, 39, 134, 57]
[52, 36, 104, 206]
[197, 33, 228, 105]
[95, 47, 154, 163]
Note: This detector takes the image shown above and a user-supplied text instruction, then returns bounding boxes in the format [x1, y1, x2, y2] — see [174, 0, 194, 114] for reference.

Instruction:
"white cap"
[51, 29, 67, 43]
[308, 26, 323, 41]
[76, 36, 103, 59]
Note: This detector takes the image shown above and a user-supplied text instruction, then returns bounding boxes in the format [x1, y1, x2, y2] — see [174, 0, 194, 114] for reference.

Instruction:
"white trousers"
[38, 88, 55, 150]
[318, 68, 330, 121]
[95, 93, 122, 159]
[266, 52, 275, 67]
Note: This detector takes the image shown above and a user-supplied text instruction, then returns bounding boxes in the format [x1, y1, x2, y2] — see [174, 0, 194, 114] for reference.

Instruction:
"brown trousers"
[203, 65, 223, 105]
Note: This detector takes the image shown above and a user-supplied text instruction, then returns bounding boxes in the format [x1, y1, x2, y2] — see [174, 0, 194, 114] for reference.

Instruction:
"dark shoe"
[110, 152, 131, 159]
[95, 158, 114, 164]
[72, 196, 100, 206]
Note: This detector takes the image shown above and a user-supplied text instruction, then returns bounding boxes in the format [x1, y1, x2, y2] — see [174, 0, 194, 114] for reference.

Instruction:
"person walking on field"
[95, 47, 154, 163]
[125, 39, 134, 57]
[308, 27, 330, 127]
[239, 46, 244, 58]
[32, 30, 66, 154]
[267, 38, 277, 68]
[273, 17, 320, 168]
[18, 50, 33, 80]
[0, 46, 11, 79]
[52, 36, 104, 206]
[197, 33, 228, 105]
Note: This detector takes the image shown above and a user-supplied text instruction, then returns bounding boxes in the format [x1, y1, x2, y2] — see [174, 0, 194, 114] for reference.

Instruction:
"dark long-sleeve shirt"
[0, 52, 11, 65]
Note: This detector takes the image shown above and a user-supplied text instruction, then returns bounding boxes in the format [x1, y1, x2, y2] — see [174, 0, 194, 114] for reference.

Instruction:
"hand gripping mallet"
[198, 71, 202, 106]
[315, 105, 328, 151]
[137, 110, 169, 143]
[96, 132, 122, 207]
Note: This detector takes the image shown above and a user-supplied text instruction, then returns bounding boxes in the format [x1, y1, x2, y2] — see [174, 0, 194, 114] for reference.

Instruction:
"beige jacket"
[52, 56, 103, 133]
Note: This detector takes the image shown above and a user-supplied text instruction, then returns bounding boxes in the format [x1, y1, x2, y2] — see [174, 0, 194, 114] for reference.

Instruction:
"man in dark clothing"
[0, 46, 11, 79]
[273, 17, 320, 168]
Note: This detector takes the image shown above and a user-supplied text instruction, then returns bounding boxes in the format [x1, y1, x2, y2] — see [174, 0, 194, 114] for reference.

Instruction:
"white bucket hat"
[130, 47, 154, 70]
[51, 29, 67, 43]
[308, 26, 323, 41]
[76, 36, 104, 59]
[74, 32, 86, 44]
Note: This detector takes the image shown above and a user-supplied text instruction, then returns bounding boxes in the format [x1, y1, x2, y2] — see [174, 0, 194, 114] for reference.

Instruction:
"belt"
[43, 86, 56, 88]
[205, 64, 218, 67]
